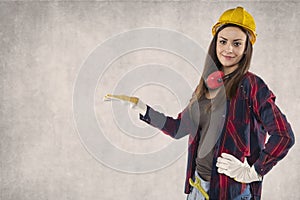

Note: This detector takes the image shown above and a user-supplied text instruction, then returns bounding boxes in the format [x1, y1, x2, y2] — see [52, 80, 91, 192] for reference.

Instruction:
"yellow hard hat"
[212, 6, 257, 44]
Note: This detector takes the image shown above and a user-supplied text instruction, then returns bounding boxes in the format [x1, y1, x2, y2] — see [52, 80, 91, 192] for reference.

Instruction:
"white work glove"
[103, 94, 147, 115]
[216, 153, 262, 183]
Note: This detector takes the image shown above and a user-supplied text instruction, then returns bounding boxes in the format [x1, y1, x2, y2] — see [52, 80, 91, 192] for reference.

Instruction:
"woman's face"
[216, 26, 247, 74]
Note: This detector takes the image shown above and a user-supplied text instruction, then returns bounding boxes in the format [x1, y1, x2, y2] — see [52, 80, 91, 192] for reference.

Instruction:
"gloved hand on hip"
[216, 153, 262, 183]
[103, 94, 147, 115]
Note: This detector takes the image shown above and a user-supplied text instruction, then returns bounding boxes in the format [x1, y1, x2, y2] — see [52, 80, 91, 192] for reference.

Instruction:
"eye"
[219, 40, 227, 45]
[233, 42, 242, 47]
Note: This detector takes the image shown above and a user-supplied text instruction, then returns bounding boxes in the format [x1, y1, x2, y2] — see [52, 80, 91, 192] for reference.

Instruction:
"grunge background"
[1, 1, 299, 199]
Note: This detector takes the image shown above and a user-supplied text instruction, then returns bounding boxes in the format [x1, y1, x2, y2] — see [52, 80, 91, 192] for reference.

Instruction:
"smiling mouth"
[222, 55, 235, 59]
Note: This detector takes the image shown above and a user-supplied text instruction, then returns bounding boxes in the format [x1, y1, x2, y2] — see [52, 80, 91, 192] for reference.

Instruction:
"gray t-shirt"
[190, 96, 226, 181]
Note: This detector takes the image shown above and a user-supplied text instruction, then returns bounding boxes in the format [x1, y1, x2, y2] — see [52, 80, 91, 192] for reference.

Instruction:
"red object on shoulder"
[206, 71, 225, 89]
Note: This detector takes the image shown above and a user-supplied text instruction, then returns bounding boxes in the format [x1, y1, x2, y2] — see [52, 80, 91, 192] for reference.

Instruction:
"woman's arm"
[251, 77, 295, 176]
[104, 94, 197, 139]
[140, 105, 197, 139]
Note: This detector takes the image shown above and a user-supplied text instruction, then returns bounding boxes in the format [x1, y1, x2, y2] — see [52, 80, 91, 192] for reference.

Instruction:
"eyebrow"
[219, 36, 244, 42]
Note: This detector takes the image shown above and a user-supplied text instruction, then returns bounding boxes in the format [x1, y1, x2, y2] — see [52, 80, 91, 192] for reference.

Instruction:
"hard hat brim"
[212, 22, 257, 45]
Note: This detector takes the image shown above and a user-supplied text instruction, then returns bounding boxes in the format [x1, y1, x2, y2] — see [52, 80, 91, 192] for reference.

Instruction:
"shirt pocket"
[231, 86, 251, 124]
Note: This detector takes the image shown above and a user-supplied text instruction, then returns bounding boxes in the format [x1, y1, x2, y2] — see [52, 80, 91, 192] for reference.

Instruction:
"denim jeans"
[187, 171, 252, 200]
[233, 184, 252, 200]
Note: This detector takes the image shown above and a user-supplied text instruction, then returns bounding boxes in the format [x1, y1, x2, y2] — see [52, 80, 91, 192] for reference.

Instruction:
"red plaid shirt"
[140, 72, 294, 200]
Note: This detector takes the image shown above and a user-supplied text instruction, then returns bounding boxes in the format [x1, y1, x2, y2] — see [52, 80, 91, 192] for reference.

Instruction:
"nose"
[225, 43, 233, 53]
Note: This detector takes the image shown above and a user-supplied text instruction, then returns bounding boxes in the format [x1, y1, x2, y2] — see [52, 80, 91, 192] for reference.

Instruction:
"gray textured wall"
[1, 1, 299, 200]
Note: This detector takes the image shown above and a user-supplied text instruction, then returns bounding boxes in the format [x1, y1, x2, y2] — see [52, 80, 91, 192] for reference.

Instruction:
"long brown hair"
[188, 24, 253, 111]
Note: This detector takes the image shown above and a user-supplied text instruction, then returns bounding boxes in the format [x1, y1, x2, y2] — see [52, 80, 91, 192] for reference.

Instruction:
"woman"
[104, 7, 295, 200]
